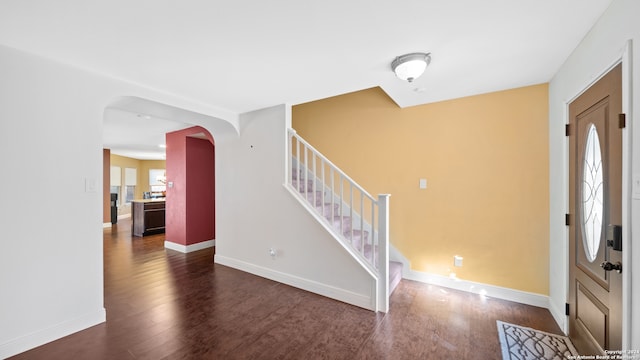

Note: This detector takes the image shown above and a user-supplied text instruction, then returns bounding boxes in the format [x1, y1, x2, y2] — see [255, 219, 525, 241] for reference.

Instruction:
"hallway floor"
[10, 218, 562, 359]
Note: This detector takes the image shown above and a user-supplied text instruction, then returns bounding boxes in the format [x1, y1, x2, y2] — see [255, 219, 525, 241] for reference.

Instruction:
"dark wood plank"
[9, 218, 561, 359]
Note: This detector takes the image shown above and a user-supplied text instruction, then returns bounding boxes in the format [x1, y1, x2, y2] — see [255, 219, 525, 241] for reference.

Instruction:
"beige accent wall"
[140, 160, 168, 192]
[292, 84, 549, 295]
[109, 154, 166, 215]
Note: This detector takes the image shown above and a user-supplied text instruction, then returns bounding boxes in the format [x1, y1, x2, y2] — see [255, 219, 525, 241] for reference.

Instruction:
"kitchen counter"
[131, 199, 166, 237]
[134, 198, 166, 203]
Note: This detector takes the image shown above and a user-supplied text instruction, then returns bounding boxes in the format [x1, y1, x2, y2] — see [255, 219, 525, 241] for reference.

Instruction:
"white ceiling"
[103, 108, 185, 160]
[0, 0, 614, 159]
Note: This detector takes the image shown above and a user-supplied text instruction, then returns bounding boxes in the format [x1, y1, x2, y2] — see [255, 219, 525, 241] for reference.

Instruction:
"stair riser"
[316, 203, 340, 217]
[304, 191, 325, 204]
[326, 216, 352, 233]
[291, 179, 315, 192]
[347, 231, 369, 248]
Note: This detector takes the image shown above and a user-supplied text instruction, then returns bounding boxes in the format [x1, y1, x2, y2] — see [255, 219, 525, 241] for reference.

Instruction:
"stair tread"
[344, 229, 368, 235]
[315, 202, 336, 206]
[326, 216, 352, 232]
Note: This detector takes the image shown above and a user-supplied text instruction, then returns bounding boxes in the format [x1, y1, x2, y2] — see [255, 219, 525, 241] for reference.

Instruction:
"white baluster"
[287, 130, 292, 186]
[311, 153, 316, 207]
[295, 136, 301, 191]
[304, 146, 309, 198]
[339, 175, 344, 234]
[371, 201, 376, 248]
[349, 184, 354, 248]
[321, 159, 326, 213]
[360, 192, 364, 254]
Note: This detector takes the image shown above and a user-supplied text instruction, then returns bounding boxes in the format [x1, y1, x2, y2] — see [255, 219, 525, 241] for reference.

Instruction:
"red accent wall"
[186, 137, 215, 244]
[165, 127, 215, 246]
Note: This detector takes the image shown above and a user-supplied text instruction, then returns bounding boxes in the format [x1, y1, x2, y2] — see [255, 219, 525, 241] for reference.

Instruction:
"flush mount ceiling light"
[391, 52, 431, 82]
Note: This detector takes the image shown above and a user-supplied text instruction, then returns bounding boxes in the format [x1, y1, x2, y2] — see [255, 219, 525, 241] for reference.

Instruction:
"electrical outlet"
[454, 255, 463, 267]
[269, 248, 276, 257]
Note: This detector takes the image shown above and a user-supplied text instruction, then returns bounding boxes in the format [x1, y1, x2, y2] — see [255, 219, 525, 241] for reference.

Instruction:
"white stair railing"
[286, 128, 390, 312]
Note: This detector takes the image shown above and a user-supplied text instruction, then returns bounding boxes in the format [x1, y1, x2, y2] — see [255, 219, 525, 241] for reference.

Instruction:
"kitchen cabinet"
[132, 200, 165, 237]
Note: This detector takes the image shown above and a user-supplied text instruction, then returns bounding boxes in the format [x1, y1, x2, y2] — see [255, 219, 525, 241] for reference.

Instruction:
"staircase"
[286, 129, 402, 312]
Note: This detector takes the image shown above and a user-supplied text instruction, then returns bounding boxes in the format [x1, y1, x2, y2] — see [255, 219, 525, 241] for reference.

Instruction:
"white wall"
[214, 105, 377, 310]
[0, 45, 236, 358]
[548, 0, 639, 349]
[0, 44, 375, 358]
[0, 45, 108, 358]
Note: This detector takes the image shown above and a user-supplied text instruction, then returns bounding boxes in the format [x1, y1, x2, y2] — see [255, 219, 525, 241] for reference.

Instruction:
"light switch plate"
[85, 177, 97, 193]
[419, 178, 427, 189]
[454, 255, 463, 267]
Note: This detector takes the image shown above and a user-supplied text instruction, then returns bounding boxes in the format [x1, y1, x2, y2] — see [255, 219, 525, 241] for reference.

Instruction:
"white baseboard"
[548, 300, 568, 334]
[404, 269, 550, 309]
[164, 239, 215, 253]
[214, 255, 375, 311]
[0, 308, 106, 359]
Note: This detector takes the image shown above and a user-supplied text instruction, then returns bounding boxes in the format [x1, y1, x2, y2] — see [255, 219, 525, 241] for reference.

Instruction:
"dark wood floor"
[11, 218, 562, 359]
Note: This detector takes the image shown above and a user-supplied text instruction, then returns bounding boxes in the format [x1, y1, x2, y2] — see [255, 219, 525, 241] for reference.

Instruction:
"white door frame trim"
[563, 39, 633, 350]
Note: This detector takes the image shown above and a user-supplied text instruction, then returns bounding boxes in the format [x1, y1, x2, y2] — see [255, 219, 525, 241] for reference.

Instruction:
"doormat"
[497, 320, 578, 360]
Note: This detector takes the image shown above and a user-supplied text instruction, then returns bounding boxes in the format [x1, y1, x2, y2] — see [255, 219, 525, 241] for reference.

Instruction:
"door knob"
[600, 261, 622, 273]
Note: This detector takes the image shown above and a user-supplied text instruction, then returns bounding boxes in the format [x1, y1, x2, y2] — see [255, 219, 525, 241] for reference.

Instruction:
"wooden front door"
[568, 64, 623, 354]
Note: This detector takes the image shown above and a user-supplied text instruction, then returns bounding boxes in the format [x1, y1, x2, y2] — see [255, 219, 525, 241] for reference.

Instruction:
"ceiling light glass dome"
[391, 53, 431, 82]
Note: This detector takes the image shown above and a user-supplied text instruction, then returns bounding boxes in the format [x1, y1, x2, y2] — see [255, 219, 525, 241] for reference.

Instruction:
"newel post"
[377, 194, 390, 313]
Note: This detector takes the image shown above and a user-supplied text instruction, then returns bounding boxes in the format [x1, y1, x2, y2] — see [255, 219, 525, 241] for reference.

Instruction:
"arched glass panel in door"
[581, 123, 603, 263]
